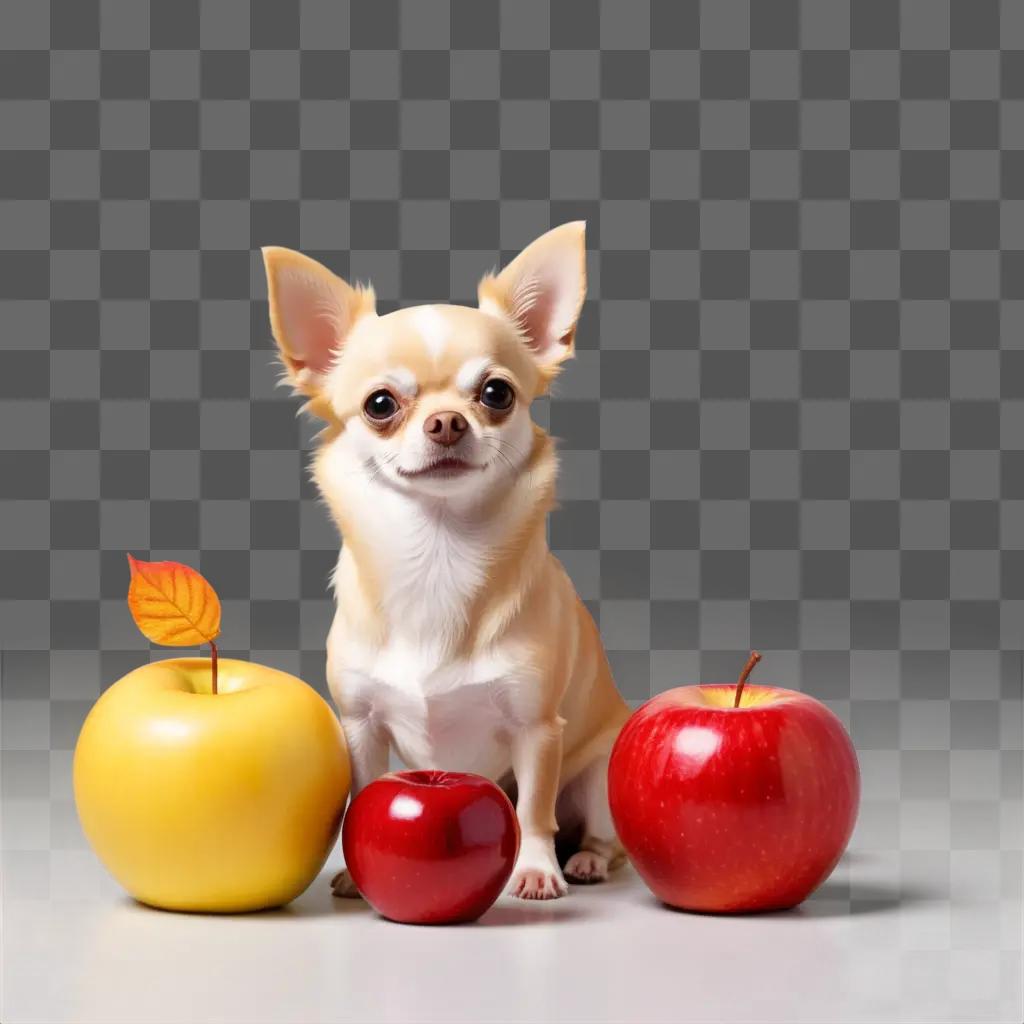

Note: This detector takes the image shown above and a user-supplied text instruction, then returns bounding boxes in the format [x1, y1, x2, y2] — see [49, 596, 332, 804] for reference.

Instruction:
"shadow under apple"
[646, 877, 943, 919]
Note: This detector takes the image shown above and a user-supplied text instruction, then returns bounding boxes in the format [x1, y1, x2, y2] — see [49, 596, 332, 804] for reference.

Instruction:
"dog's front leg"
[331, 714, 389, 898]
[508, 717, 568, 900]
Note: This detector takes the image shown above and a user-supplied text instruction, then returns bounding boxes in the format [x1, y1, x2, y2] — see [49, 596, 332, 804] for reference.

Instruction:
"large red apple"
[342, 770, 519, 924]
[609, 653, 859, 913]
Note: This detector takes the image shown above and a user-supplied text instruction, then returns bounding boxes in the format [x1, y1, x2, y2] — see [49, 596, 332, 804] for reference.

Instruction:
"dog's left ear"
[262, 246, 376, 397]
[478, 221, 586, 370]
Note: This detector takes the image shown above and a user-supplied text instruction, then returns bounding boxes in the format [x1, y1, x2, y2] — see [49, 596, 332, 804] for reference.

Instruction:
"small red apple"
[342, 770, 519, 925]
[609, 653, 859, 913]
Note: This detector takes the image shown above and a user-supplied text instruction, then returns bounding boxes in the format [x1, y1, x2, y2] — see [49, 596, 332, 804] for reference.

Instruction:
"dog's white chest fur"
[328, 497, 534, 778]
[338, 643, 522, 778]
[375, 502, 488, 643]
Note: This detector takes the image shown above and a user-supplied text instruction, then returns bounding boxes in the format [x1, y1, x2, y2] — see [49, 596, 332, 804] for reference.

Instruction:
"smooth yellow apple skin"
[73, 658, 350, 913]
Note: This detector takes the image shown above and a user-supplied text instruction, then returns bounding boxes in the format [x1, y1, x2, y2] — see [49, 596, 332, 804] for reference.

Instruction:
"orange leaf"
[126, 554, 221, 648]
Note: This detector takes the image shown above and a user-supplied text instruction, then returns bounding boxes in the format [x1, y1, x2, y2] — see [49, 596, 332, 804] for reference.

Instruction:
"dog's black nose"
[423, 411, 468, 447]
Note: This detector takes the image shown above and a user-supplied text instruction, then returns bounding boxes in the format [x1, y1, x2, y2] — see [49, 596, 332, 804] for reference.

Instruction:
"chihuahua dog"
[262, 223, 631, 899]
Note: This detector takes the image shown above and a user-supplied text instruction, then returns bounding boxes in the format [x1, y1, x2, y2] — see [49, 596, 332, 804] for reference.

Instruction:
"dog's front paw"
[509, 864, 569, 900]
[330, 868, 362, 898]
[564, 850, 609, 884]
[508, 836, 568, 900]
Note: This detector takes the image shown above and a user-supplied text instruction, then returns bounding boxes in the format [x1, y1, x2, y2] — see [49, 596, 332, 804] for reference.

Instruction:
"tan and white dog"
[262, 223, 631, 900]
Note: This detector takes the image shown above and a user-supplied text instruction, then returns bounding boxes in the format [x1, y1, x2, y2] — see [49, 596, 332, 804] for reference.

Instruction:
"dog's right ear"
[262, 247, 376, 397]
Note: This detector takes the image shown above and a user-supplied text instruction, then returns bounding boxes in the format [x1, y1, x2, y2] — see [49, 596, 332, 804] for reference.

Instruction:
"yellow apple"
[73, 657, 349, 913]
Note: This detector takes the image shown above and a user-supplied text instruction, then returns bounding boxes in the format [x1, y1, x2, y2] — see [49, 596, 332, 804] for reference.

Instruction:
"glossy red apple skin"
[341, 770, 520, 925]
[609, 684, 859, 913]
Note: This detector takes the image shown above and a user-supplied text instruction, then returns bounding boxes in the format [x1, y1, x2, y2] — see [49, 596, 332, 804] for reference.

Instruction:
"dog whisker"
[363, 452, 398, 485]
[490, 436, 527, 462]
[483, 439, 517, 474]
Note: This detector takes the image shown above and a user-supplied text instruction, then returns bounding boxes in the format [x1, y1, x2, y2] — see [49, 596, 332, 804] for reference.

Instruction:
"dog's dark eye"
[364, 389, 399, 421]
[479, 378, 514, 411]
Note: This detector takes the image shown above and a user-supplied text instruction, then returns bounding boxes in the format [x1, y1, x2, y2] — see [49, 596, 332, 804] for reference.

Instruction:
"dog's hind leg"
[560, 752, 626, 885]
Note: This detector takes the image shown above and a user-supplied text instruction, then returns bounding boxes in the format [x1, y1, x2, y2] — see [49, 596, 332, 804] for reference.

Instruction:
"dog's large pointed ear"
[477, 221, 586, 370]
[262, 246, 376, 396]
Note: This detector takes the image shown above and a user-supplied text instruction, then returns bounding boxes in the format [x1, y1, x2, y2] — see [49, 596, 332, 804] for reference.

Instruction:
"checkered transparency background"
[0, 0, 1021, 974]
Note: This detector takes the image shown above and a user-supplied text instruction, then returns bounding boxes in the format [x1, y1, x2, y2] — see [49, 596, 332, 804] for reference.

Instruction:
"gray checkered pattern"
[0, 2, 1021, 1018]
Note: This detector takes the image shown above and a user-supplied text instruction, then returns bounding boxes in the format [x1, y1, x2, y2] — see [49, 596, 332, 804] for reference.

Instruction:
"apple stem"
[733, 651, 762, 708]
[209, 640, 219, 696]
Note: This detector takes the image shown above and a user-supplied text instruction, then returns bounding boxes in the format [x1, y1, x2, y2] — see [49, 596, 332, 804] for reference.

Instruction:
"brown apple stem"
[209, 640, 219, 696]
[733, 651, 762, 708]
